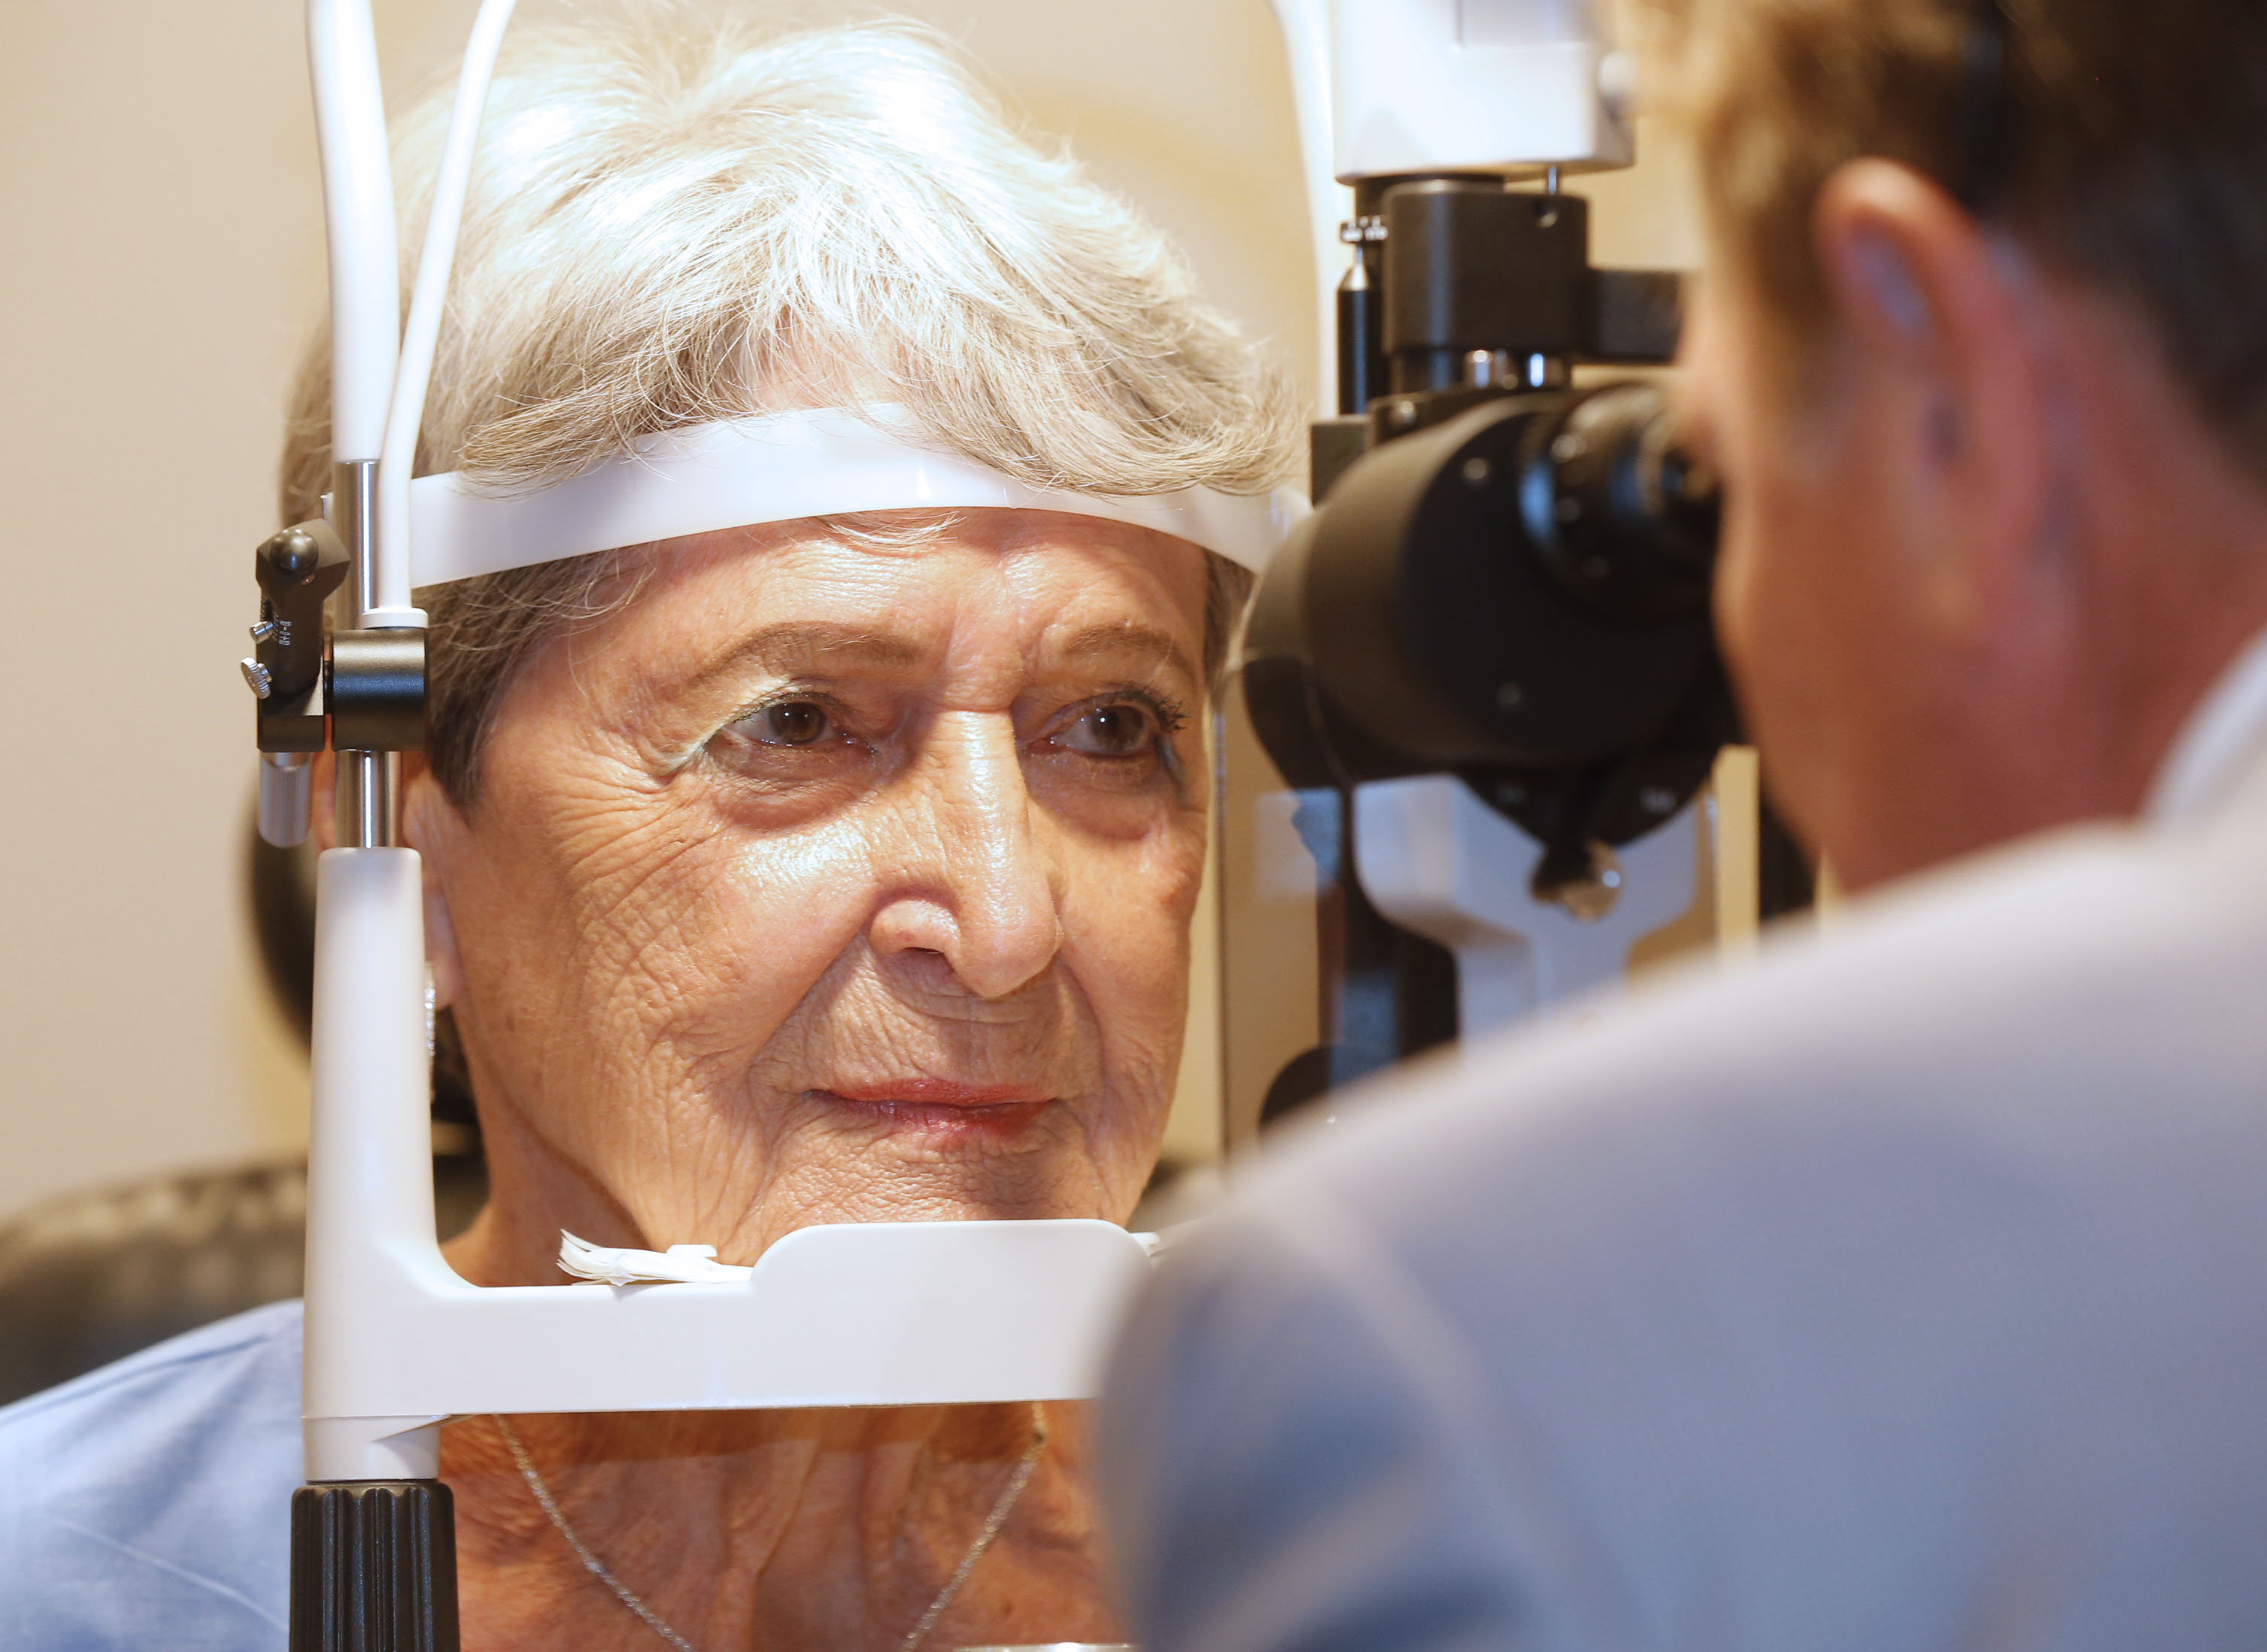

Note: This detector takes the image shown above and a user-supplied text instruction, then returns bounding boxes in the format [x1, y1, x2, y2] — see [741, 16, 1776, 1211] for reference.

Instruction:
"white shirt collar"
[2145, 624, 2267, 826]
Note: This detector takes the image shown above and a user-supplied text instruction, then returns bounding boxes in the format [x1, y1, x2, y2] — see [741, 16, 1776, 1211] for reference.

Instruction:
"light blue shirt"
[1099, 638, 2267, 1652]
[0, 1300, 303, 1650]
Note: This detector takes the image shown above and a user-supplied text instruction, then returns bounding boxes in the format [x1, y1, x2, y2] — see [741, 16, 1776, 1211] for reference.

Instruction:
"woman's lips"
[824, 1079, 1052, 1106]
[812, 1079, 1055, 1136]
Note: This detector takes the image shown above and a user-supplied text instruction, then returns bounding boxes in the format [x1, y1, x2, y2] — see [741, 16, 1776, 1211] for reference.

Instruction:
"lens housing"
[1244, 381, 1735, 853]
[1523, 383, 1719, 625]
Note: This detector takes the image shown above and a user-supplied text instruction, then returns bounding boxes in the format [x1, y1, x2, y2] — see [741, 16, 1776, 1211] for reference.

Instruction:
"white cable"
[307, 0, 399, 464]
[372, 0, 520, 626]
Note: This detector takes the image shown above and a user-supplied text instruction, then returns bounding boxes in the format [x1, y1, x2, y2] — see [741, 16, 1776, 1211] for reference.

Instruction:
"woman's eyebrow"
[1056, 623, 1198, 687]
[680, 622, 930, 694]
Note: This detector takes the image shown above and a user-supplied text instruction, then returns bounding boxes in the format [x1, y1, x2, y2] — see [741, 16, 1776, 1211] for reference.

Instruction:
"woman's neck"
[442, 1399, 1118, 1651]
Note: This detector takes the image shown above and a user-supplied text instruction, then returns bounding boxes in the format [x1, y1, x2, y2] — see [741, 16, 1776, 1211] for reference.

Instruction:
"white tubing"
[308, 0, 399, 465]
[373, 0, 519, 624]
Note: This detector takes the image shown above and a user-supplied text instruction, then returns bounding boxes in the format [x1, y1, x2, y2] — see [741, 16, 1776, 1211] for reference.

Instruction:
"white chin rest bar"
[405, 408, 1306, 587]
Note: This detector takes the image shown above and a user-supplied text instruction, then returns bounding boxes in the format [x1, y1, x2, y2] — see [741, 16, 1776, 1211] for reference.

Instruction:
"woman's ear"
[308, 750, 340, 852]
[399, 755, 467, 1011]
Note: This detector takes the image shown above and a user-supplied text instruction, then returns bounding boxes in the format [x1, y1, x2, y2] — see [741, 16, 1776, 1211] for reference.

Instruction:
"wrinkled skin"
[329, 508, 1212, 1650]
[411, 508, 1210, 1278]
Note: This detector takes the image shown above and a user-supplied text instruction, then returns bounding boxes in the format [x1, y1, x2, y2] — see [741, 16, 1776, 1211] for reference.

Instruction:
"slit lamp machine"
[246, 2, 1736, 1645]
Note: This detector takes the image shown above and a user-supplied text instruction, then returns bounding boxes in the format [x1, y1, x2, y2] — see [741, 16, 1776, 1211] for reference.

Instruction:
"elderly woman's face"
[412, 511, 1212, 1256]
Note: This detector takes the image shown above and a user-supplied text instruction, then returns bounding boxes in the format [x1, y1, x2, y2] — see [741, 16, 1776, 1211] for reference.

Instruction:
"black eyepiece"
[1243, 383, 1737, 849]
[1522, 383, 1719, 624]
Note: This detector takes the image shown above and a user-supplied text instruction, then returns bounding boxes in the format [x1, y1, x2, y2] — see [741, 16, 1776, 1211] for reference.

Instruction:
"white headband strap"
[402, 406, 1306, 588]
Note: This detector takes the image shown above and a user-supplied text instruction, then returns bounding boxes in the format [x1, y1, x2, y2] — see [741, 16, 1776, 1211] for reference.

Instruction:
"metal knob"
[240, 657, 275, 699]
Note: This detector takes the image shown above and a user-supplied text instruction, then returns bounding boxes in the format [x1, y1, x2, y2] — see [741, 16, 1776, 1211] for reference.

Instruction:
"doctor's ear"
[1818, 157, 2048, 471]
[1813, 160, 1994, 367]
[1812, 157, 2056, 634]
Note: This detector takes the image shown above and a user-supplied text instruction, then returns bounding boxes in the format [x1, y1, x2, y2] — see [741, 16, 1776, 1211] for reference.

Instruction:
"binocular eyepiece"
[1244, 380, 1737, 878]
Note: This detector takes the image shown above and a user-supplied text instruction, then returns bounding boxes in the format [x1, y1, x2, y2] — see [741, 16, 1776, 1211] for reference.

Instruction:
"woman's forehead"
[677, 614, 1201, 701]
[653, 508, 1202, 587]
[561, 510, 1209, 699]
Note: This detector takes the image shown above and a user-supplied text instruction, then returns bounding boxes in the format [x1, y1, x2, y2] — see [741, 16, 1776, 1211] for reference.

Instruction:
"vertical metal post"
[344, 753, 400, 848]
[334, 460, 381, 620]
[333, 458, 400, 850]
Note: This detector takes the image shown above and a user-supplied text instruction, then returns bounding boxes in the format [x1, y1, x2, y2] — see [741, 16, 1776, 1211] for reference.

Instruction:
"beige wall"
[2, 0, 325, 1222]
[0, 0, 1698, 1219]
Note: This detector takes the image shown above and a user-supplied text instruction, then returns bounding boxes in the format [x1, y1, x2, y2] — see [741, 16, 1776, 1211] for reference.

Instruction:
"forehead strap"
[392, 405, 1307, 588]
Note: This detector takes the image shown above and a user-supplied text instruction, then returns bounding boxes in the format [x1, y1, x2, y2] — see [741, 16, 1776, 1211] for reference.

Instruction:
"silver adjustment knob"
[250, 619, 278, 643]
[240, 657, 273, 699]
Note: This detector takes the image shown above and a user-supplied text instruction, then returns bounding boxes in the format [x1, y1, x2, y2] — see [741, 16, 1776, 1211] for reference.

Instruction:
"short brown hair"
[1649, 0, 2267, 471]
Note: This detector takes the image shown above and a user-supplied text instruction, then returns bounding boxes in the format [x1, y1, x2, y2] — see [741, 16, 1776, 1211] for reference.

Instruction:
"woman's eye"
[1058, 702, 1159, 759]
[703, 695, 867, 787]
[749, 700, 834, 747]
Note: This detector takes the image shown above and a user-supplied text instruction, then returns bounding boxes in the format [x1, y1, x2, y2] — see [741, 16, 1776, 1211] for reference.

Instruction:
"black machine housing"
[1249, 382, 1731, 885]
[1241, 174, 1749, 1118]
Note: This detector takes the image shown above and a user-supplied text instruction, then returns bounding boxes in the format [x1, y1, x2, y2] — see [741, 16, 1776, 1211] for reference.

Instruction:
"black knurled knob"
[290, 1481, 460, 1652]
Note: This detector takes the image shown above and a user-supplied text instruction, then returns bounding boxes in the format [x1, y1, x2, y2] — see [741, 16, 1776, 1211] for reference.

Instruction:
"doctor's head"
[288, 19, 1299, 1277]
[1655, 0, 2267, 890]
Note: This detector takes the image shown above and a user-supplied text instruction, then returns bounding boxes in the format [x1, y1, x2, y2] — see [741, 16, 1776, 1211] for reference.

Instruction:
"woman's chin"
[741, 1127, 1131, 1239]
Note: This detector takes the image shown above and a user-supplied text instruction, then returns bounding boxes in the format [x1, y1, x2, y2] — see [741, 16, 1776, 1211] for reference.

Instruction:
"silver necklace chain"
[491, 1406, 1050, 1652]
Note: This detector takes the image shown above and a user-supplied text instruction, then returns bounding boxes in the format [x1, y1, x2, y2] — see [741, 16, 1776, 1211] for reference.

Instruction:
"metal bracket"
[253, 521, 351, 754]
[331, 630, 427, 752]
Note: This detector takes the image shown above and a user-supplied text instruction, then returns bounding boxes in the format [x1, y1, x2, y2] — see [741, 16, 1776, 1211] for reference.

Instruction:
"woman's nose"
[868, 711, 1064, 1001]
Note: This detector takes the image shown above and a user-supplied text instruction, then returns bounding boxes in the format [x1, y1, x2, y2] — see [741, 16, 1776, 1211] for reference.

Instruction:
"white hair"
[279, 13, 1301, 803]
[284, 14, 1300, 512]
